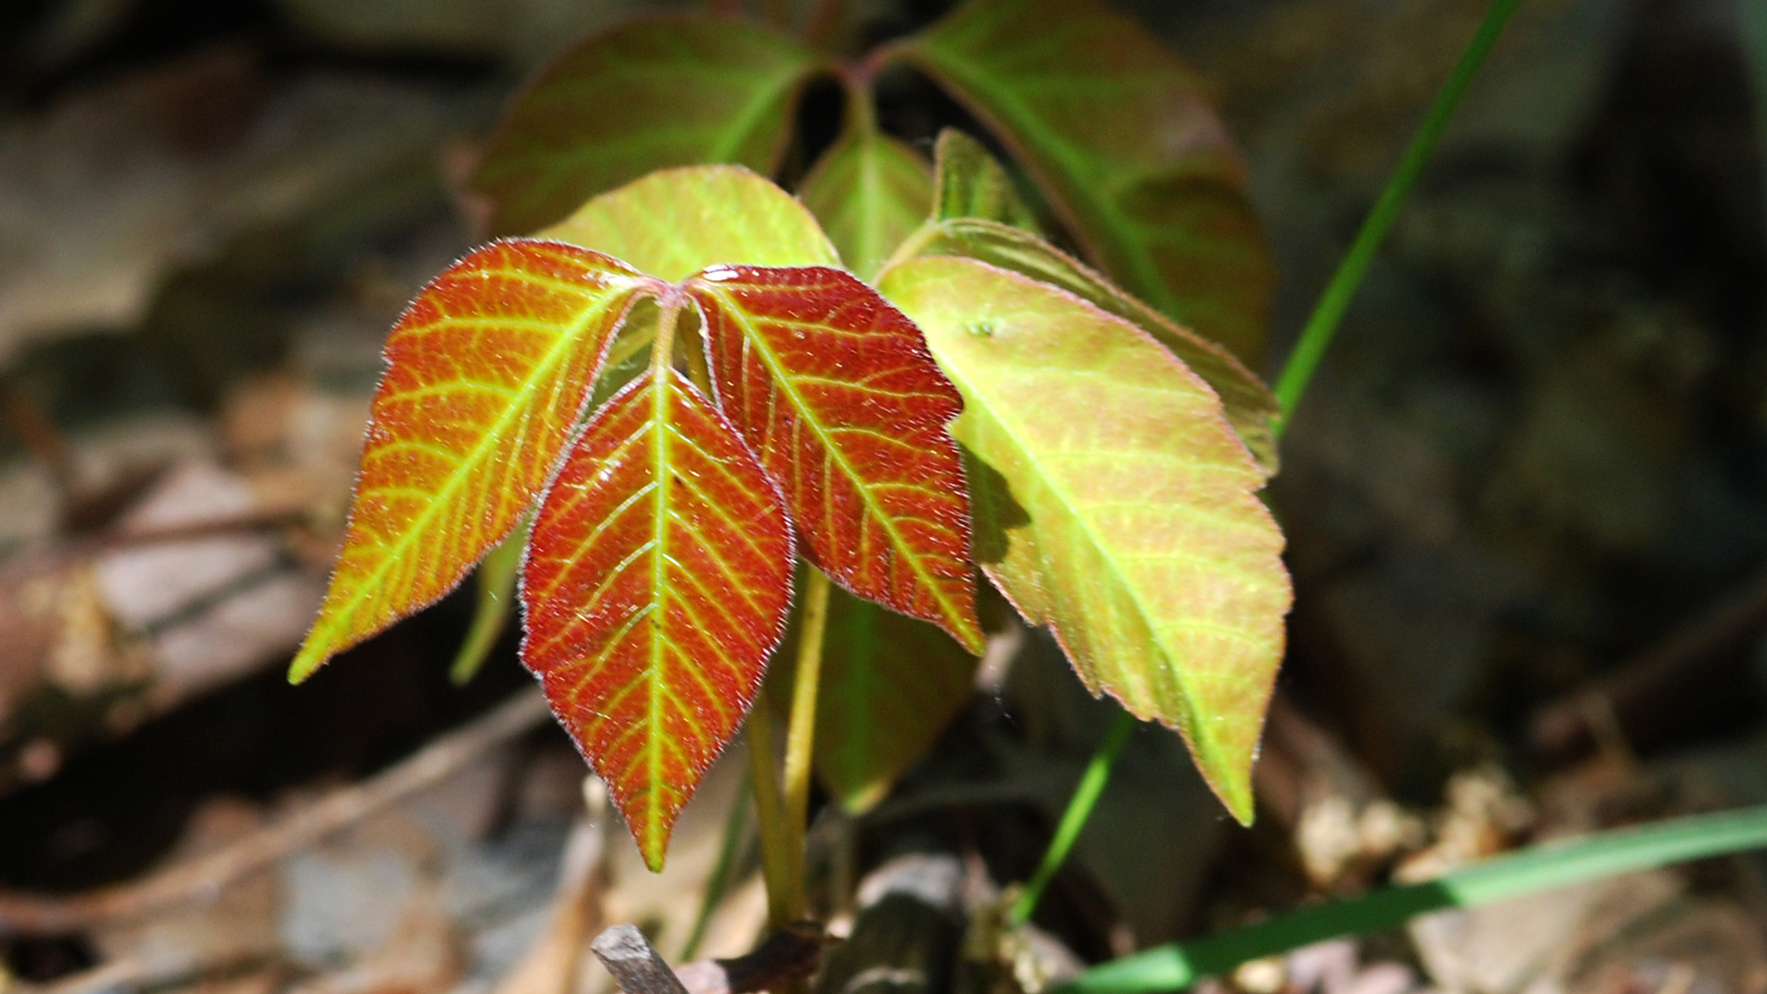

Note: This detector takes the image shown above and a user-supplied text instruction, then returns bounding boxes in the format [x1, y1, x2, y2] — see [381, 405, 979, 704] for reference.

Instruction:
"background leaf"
[688, 265, 983, 652]
[930, 128, 1036, 230]
[799, 129, 933, 281]
[473, 17, 824, 236]
[290, 241, 647, 682]
[814, 586, 978, 812]
[895, 0, 1274, 364]
[521, 368, 794, 870]
[898, 218, 1279, 473]
[542, 165, 838, 281]
[878, 256, 1290, 822]
[449, 521, 526, 685]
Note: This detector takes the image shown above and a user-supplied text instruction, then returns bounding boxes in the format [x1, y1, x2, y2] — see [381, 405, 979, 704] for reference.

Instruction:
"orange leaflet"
[290, 241, 650, 682]
[521, 368, 794, 870]
[687, 265, 983, 652]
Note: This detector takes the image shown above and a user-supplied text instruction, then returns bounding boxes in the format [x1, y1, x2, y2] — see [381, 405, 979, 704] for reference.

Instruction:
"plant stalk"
[1270, 0, 1523, 429]
[1012, 0, 1524, 929]
[1058, 803, 1767, 993]
[780, 568, 833, 921]
[747, 693, 797, 931]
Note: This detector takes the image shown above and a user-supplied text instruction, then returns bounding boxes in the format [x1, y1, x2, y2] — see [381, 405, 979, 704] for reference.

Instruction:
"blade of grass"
[1058, 803, 1767, 993]
[1271, 0, 1523, 428]
[1008, 710, 1135, 926]
[1011, 0, 1525, 928]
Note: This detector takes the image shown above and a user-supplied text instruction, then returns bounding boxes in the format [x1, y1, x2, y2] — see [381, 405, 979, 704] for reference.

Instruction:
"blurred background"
[2, 1, 1767, 992]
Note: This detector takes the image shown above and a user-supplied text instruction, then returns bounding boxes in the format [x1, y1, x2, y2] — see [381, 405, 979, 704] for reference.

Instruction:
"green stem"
[1270, 0, 1523, 431]
[1058, 803, 1767, 993]
[747, 692, 796, 931]
[1015, 0, 1524, 931]
[1009, 711, 1135, 926]
[781, 568, 833, 920]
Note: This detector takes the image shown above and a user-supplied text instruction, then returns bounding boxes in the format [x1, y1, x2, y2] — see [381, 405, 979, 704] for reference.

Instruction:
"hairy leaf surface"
[879, 256, 1290, 822]
[895, 0, 1273, 363]
[897, 218, 1278, 473]
[522, 368, 793, 870]
[688, 266, 983, 652]
[800, 130, 933, 280]
[474, 18, 823, 235]
[543, 165, 838, 281]
[291, 241, 647, 682]
[931, 128, 1036, 230]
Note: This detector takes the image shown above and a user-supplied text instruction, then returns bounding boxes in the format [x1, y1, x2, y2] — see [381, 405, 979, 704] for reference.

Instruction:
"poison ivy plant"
[301, 0, 1292, 875]
[293, 168, 979, 869]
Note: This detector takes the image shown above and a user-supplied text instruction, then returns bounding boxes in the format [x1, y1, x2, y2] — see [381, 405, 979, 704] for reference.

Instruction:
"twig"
[592, 925, 691, 994]
[1529, 566, 1767, 761]
[0, 689, 552, 936]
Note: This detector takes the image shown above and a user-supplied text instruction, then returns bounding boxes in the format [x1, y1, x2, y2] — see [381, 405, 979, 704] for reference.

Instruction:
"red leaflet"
[688, 266, 982, 652]
[521, 368, 794, 869]
[291, 241, 647, 681]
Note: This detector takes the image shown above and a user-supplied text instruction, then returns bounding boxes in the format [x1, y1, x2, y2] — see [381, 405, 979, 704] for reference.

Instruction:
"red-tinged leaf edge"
[520, 366, 796, 870]
[291, 240, 654, 683]
[686, 265, 983, 652]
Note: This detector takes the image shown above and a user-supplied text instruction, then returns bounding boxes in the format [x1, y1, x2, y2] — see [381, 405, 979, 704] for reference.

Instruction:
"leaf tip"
[286, 640, 328, 685]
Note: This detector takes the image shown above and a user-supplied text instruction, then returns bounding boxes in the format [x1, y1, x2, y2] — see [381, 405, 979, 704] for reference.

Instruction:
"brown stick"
[0, 689, 552, 936]
[592, 925, 692, 994]
[1529, 567, 1767, 761]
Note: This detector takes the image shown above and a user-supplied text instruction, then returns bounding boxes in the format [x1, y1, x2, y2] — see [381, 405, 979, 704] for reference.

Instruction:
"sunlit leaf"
[542, 165, 839, 281]
[894, 0, 1274, 364]
[290, 241, 648, 682]
[799, 129, 934, 280]
[878, 257, 1290, 822]
[522, 367, 794, 870]
[815, 587, 977, 812]
[688, 265, 983, 652]
[930, 128, 1036, 230]
[474, 18, 825, 236]
[449, 522, 526, 685]
[895, 217, 1278, 474]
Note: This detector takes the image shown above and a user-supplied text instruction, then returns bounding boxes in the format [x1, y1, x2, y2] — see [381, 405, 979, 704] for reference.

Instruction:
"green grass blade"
[1060, 803, 1767, 994]
[1009, 709, 1136, 926]
[1270, 0, 1522, 430]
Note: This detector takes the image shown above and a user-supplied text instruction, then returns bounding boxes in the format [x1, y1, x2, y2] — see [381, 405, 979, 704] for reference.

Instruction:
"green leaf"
[800, 130, 934, 281]
[473, 16, 825, 236]
[878, 256, 1290, 823]
[815, 587, 978, 812]
[894, 217, 1278, 474]
[449, 522, 526, 685]
[289, 241, 648, 683]
[542, 165, 838, 281]
[522, 367, 795, 871]
[930, 128, 1036, 230]
[893, 0, 1274, 364]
